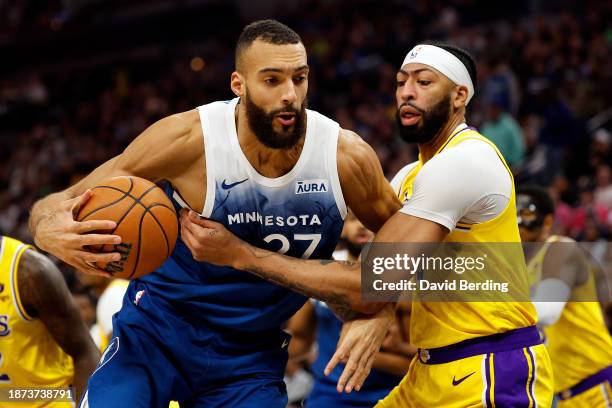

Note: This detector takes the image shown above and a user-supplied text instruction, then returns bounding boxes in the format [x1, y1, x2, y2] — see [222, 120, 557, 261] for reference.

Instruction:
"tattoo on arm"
[245, 247, 358, 309]
[327, 303, 363, 321]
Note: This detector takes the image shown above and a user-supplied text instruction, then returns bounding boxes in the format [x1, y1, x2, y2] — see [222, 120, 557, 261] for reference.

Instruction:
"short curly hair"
[235, 20, 302, 71]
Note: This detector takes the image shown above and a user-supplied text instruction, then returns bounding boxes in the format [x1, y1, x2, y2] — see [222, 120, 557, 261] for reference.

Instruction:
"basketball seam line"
[78, 179, 136, 222]
[103, 181, 160, 238]
[100, 179, 160, 275]
[119, 183, 160, 278]
[82, 178, 136, 253]
[129, 207, 147, 280]
[144, 204, 173, 258]
[89, 185, 175, 213]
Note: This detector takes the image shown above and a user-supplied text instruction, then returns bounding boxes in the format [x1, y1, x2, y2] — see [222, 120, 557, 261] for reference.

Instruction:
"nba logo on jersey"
[295, 179, 328, 194]
[134, 290, 145, 305]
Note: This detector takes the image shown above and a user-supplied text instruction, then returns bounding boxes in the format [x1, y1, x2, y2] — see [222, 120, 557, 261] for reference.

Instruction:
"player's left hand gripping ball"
[180, 210, 243, 266]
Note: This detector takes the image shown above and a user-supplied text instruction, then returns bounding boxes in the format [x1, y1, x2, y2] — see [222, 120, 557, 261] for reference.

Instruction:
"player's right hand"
[33, 189, 122, 276]
[325, 304, 395, 393]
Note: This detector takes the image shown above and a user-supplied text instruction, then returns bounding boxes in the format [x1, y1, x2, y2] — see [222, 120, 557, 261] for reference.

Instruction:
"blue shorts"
[79, 284, 291, 408]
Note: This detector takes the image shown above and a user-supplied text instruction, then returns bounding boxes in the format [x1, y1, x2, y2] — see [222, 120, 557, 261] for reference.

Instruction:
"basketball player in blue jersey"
[28, 20, 400, 408]
[185, 42, 555, 406]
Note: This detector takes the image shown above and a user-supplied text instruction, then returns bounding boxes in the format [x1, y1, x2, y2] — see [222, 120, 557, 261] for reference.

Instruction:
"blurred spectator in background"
[72, 286, 98, 329]
[482, 55, 521, 116]
[595, 164, 612, 213]
[0, 0, 610, 305]
[481, 95, 526, 168]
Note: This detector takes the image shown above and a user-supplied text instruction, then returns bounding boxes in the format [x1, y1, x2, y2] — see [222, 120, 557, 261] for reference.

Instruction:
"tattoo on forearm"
[327, 303, 362, 321]
[244, 248, 358, 309]
[248, 265, 354, 308]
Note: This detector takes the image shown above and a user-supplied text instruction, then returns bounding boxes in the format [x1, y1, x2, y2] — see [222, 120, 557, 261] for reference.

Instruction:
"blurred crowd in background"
[1, 0, 611, 262]
[1, 2, 611, 404]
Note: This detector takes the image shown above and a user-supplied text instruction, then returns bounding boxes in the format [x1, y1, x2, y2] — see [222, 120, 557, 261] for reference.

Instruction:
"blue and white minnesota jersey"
[136, 97, 346, 333]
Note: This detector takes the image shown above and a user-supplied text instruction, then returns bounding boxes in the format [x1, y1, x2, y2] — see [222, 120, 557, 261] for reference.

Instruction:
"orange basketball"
[76, 176, 178, 279]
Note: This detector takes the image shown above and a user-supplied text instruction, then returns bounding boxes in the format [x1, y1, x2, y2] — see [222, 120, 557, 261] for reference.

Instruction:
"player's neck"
[524, 233, 550, 261]
[235, 105, 305, 178]
[523, 240, 543, 262]
[418, 113, 465, 163]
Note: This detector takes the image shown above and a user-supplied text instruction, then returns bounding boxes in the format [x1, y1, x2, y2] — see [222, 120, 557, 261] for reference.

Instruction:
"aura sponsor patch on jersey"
[295, 179, 328, 194]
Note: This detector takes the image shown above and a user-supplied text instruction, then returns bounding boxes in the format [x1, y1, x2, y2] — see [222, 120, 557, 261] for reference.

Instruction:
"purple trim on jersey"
[487, 347, 532, 407]
[484, 353, 493, 408]
[417, 326, 542, 364]
[557, 365, 612, 400]
[526, 346, 537, 406]
[437, 125, 479, 153]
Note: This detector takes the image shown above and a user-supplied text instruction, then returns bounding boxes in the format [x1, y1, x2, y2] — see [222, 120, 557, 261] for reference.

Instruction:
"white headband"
[401, 44, 474, 105]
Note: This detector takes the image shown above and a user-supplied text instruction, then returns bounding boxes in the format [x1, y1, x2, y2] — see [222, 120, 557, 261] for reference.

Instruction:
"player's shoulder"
[17, 249, 66, 315]
[441, 136, 495, 158]
[160, 109, 201, 139]
[426, 137, 500, 174]
[549, 235, 575, 244]
[335, 129, 384, 189]
[337, 128, 377, 166]
[138, 109, 203, 158]
[17, 248, 64, 287]
[544, 235, 581, 261]
[18, 248, 57, 281]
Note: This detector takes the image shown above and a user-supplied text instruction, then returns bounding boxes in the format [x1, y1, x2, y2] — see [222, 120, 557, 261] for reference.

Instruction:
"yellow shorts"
[376, 344, 553, 408]
[557, 379, 612, 408]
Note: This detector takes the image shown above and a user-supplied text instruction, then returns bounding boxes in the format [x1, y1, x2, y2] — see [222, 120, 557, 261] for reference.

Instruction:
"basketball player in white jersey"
[28, 20, 400, 407]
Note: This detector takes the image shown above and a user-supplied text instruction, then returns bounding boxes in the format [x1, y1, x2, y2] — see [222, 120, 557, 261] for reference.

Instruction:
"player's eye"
[264, 77, 278, 85]
[418, 80, 431, 86]
[293, 76, 307, 84]
[396, 80, 406, 87]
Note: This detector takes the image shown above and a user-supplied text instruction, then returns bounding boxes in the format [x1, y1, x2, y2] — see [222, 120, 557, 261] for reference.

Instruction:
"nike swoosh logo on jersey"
[221, 178, 249, 190]
[452, 371, 475, 386]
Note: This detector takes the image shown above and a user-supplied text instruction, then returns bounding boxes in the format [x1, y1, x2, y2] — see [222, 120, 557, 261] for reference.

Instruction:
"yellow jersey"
[527, 236, 612, 392]
[397, 128, 537, 349]
[0, 236, 74, 407]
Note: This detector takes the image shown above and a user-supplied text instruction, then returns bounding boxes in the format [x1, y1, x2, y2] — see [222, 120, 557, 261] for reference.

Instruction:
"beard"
[395, 94, 451, 144]
[244, 91, 307, 149]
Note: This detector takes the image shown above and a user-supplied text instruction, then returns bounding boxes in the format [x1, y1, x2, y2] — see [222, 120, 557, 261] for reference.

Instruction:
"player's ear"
[231, 71, 245, 97]
[452, 85, 468, 109]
